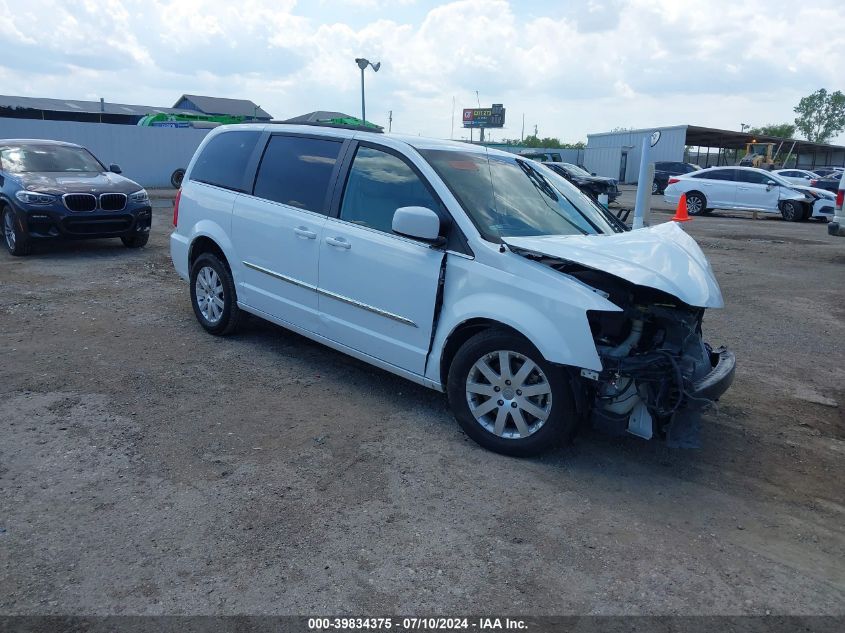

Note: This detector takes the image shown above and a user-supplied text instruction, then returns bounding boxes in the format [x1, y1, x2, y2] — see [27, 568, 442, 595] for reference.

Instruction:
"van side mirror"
[109, 164, 122, 174]
[766, 180, 777, 189]
[392, 206, 442, 242]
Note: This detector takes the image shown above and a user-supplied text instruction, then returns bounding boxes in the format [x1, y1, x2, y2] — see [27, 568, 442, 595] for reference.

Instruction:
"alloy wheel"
[686, 195, 703, 214]
[4, 210, 15, 250]
[195, 266, 225, 324]
[465, 350, 552, 439]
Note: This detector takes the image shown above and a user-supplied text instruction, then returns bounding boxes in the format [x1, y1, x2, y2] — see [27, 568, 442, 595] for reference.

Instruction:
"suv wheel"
[121, 232, 149, 248]
[447, 329, 578, 457]
[189, 253, 243, 335]
[3, 206, 31, 256]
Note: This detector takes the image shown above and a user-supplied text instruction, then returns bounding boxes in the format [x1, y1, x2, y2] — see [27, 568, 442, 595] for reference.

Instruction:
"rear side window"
[190, 131, 260, 192]
[253, 135, 343, 213]
[694, 169, 735, 181]
[339, 146, 439, 234]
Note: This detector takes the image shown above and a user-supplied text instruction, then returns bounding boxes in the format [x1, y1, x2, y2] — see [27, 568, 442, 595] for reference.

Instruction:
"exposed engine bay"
[516, 251, 736, 447]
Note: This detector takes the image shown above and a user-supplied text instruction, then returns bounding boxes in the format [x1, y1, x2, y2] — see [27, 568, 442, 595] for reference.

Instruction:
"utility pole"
[388, 110, 393, 132]
[534, 124, 538, 137]
[451, 96, 455, 140]
[521, 113, 525, 142]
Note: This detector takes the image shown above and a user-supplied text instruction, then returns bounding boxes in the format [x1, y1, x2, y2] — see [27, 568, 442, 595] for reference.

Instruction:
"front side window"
[190, 131, 260, 192]
[0, 145, 103, 173]
[736, 170, 770, 184]
[339, 146, 439, 234]
[253, 135, 343, 213]
[421, 149, 618, 241]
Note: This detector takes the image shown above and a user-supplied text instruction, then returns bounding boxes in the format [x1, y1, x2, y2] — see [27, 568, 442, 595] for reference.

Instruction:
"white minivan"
[664, 166, 812, 221]
[171, 124, 735, 455]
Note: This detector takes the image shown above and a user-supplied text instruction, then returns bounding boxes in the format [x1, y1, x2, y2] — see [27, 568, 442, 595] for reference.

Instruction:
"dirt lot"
[1, 191, 844, 615]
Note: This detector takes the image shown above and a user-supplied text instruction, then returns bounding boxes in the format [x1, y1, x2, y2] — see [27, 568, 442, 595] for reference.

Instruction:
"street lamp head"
[355, 57, 380, 71]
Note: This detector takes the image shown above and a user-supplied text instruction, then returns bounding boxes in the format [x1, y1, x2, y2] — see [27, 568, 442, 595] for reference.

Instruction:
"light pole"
[354, 57, 380, 124]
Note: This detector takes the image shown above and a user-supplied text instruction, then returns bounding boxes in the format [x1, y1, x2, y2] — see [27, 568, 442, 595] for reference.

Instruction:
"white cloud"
[0, 0, 843, 143]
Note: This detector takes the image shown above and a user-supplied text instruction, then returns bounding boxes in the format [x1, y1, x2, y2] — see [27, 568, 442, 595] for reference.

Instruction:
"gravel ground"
[1, 191, 843, 615]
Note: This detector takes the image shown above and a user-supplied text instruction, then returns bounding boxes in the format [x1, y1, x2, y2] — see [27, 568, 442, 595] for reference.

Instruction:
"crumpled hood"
[503, 222, 724, 308]
[16, 171, 140, 195]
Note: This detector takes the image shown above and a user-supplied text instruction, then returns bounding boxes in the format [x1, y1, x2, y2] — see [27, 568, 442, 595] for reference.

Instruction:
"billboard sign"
[462, 104, 506, 128]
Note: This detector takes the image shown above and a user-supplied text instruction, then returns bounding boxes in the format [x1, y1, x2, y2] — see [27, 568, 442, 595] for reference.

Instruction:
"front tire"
[685, 192, 707, 216]
[3, 206, 31, 256]
[780, 200, 804, 222]
[447, 329, 578, 457]
[189, 253, 243, 336]
[121, 232, 149, 248]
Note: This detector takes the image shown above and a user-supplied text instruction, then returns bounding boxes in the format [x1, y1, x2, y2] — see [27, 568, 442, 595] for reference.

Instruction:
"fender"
[424, 254, 622, 386]
[187, 219, 241, 281]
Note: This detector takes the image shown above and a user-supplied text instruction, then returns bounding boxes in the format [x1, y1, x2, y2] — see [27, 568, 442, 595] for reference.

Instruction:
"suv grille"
[63, 194, 97, 212]
[100, 193, 127, 211]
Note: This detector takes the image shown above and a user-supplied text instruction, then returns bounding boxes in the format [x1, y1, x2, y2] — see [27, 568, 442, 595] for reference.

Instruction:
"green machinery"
[136, 112, 245, 128]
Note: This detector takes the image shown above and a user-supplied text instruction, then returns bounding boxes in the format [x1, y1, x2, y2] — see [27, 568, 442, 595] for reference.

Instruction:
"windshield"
[420, 149, 620, 241]
[0, 145, 104, 173]
[562, 163, 592, 178]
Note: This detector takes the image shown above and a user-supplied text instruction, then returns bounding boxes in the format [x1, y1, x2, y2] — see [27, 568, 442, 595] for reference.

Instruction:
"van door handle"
[294, 226, 317, 240]
[325, 236, 351, 249]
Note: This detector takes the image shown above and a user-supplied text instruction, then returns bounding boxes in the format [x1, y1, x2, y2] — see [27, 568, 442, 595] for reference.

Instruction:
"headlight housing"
[129, 189, 149, 204]
[15, 190, 56, 205]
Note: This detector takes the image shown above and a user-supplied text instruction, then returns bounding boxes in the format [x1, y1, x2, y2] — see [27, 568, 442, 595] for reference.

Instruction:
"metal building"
[585, 124, 845, 183]
[172, 94, 272, 121]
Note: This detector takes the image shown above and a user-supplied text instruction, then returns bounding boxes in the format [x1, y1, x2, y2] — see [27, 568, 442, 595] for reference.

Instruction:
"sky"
[1, 0, 843, 143]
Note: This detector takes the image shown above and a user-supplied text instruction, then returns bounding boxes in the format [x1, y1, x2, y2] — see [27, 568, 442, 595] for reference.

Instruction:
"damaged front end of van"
[504, 221, 736, 447]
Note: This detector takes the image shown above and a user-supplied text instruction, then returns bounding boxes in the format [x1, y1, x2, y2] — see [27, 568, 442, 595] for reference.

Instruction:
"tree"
[500, 136, 585, 149]
[793, 89, 845, 143]
[748, 123, 795, 139]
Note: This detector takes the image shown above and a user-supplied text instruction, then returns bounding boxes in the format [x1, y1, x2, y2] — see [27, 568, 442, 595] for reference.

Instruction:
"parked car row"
[663, 166, 835, 222]
[1, 139, 151, 256]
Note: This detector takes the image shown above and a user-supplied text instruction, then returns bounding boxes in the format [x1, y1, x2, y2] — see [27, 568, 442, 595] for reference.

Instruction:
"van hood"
[503, 222, 724, 308]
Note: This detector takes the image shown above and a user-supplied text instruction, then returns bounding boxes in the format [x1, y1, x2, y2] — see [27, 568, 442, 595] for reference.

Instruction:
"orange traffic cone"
[672, 193, 692, 222]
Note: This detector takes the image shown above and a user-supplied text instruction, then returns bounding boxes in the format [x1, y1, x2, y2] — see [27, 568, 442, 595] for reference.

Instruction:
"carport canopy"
[684, 125, 845, 168]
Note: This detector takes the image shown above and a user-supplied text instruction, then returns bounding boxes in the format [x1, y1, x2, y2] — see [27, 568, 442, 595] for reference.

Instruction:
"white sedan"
[773, 169, 821, 185]
[664, 166, 811, 221]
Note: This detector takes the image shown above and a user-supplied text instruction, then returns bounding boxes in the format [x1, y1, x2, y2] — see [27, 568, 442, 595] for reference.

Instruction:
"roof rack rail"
[263, 120, 384, 133]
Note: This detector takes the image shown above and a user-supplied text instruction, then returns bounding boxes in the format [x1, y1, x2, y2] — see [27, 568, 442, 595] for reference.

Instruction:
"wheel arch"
[439, 318, 528, 388]
[187, 221, 239, 276]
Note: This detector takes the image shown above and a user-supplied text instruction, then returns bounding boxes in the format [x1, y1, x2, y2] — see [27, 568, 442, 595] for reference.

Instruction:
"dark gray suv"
[1, 139, 152, 256]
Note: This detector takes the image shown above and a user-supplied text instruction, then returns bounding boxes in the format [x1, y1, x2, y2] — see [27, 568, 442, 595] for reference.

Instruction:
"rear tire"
[189, 252, 243, 336]
[3, 206, 31, 256]
[780, 200, 803, 222]
[685, 192, 707, 216]
[121, 232, 149, 248]
[446, 328, 578, 457]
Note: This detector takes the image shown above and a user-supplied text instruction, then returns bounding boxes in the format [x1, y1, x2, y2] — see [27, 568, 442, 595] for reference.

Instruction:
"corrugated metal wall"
[585, 126, 687, 183]
[0, 118, 210, 187]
